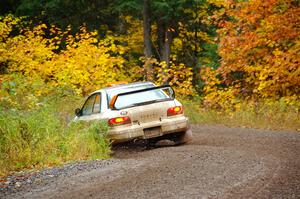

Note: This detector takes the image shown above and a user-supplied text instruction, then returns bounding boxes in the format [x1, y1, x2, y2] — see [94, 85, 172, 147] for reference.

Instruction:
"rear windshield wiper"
[118, 99, 169, 110]
[132, 99, 161, 106]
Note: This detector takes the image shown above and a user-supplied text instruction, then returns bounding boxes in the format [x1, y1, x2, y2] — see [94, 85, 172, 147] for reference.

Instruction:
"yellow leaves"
[204, 87, 242, 111]
[149, 57, 195, 96]
[208, 0, 229, 8]
[0, 15, 22, 42]
[200, 67, 221, 93]
[117, 15, 143, 53]
[173, 38, 183, 50]
[53, 31, 130, 94]
[272, 48, 282, 56]
[0, 17, 132, 96]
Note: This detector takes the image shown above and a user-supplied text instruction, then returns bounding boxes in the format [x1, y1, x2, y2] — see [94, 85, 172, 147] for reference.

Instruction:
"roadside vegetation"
[182, 99, 300, 131]
[0, 110, 110, 177]
[0, 0, 299, 176]
[0, 81, 110, 177]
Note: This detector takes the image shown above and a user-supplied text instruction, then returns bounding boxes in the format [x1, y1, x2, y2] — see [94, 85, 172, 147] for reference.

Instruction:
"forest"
[0, 0, 299, 176]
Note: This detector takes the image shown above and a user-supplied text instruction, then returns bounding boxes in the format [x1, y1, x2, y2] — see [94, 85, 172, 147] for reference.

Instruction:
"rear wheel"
[170, 129, 193, 145]
[153, 129, 193, 146]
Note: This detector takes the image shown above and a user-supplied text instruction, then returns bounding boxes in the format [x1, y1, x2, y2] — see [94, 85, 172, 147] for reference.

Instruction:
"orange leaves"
[200, 0, 299, 111]
[216, 0, 300, 99]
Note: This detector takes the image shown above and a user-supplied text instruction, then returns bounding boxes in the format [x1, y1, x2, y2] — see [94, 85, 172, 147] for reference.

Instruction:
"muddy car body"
[74, 82, 192, 144]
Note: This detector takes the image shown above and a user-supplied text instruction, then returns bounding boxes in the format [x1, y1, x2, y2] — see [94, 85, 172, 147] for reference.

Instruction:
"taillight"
[167, 106, 183, 116]
[108, 116, 131, 126]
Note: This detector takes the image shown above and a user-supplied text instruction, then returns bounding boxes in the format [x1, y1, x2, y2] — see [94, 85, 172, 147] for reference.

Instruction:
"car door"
[78, 92, 105, 121]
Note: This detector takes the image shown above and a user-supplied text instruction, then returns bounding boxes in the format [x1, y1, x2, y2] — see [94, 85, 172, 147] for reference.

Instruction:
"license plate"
[144, 127, 161, 138]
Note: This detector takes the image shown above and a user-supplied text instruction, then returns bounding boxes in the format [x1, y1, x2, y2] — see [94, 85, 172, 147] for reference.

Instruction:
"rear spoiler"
[109, 85, 175, 110]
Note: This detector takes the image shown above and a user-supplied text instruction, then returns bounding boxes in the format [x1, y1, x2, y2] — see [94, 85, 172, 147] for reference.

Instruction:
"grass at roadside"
[182, 98, 300, 131]
[1, 90, 299, 177]
[0, 97, 111, 177]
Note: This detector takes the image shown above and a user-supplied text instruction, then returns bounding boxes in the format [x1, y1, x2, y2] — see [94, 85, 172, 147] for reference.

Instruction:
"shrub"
[0, 72, 111, 177]
[181, 97, 300, 131]
[0, 15, 131, 96]
[0, 98, 110, 177]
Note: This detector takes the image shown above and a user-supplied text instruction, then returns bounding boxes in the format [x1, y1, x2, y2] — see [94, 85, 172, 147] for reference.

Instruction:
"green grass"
[1, 91, 299, 177]
[0, 97, 111, 177]
[182, 99, 300, 131]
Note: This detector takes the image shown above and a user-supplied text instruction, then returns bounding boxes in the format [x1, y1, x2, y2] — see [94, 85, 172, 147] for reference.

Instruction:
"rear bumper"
[108, 115, 189, 143]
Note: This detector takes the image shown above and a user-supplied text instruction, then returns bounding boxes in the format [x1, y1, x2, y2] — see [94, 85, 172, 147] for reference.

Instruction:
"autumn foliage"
[0, 0, 299, 109]
[0, 15, 195, 106]
[202, 0, 300, 109]
[0, 16, 133, 96]
[0, 0, 299, 177]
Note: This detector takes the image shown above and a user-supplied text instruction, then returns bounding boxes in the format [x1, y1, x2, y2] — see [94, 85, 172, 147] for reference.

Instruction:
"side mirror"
[75, 108, 82, 116]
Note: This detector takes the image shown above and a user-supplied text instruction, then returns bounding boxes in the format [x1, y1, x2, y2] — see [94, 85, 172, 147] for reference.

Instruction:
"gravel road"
[1, 125, 300, 199]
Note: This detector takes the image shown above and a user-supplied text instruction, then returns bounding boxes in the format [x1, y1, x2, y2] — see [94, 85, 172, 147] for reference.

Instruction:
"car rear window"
[107, 85, 171, 110]
[106, 84, 154, 102]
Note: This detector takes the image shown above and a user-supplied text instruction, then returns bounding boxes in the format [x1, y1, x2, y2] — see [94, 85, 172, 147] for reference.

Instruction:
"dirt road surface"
[2, 125, 300, 199]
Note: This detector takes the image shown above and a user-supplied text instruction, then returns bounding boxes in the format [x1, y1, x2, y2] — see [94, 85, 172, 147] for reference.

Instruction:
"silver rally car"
[74, 82, 192, 144]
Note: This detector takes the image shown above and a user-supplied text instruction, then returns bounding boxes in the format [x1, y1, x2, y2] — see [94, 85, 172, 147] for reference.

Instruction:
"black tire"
[171, 129, 193, 145]
[154, 129, 193, 146]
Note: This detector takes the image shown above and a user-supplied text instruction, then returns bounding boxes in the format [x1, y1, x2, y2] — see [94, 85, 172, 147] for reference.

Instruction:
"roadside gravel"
[1, 125, 300, 199]
[0, 159, 122, 196]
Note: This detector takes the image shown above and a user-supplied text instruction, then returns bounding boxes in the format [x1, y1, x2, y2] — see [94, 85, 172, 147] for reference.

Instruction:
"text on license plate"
[143, 127, 161, 138]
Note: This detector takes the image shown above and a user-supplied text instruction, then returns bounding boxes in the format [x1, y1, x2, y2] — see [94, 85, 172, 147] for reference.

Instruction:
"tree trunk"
[157, 19, 165, 60]
[143, 0, 153, 81]
[161, 27, 172, 67]
[158, 21, 172, 84]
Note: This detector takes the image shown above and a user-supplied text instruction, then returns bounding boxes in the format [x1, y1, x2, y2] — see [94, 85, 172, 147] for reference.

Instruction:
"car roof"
[90, 81, 155, 95]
